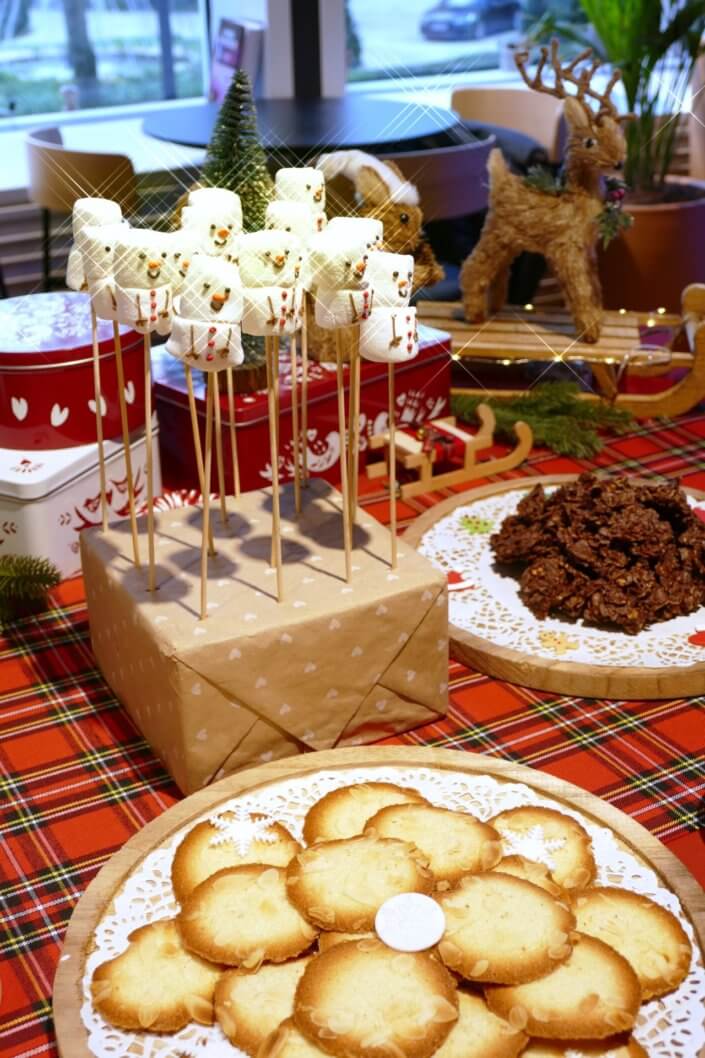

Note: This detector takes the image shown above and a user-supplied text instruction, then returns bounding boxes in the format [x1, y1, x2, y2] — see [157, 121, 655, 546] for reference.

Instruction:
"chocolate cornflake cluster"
[490, 473, 705, 634]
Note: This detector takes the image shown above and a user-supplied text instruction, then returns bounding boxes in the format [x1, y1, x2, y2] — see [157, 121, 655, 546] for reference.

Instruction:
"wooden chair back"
[451, 87, 563, 161]
[25, 127, 138, 215]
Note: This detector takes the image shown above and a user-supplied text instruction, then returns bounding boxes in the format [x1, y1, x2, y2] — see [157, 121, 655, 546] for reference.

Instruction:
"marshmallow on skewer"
[114, 230, 173, 336]
[67, 197, 124, 291]
[79, 222, 128, 321]
[241, 286, 304, 336]
[365, 251, 414, 307]
[307, 229, 370, 291]
[159, 229, 200, 295]
[167, 256, 244, 371]
[187, 187, 243, 230]
[326, 216, 383, 251]
[265, 200, 326, 240]
[180, 206, 241, 259]
[179, 255, 243, 321]
[359, 307, 418, 364]
[313, 286, 373, 329]
[238, 230, 303, 287]
[275, 167, 325, 209]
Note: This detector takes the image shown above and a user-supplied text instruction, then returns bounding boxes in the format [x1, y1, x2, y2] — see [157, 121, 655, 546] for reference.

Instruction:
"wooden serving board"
[404, 475, 705, 700]
[53, 746, 705, 1058]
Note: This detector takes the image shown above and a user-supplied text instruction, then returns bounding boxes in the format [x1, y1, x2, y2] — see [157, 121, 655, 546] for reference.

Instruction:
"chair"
[451, 87, 564, 162]
[380, 136, 496, 222]
[25, 127, 138, 291]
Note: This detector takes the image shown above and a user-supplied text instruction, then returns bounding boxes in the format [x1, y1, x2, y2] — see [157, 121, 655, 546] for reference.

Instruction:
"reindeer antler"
[515, 38, 626, 124]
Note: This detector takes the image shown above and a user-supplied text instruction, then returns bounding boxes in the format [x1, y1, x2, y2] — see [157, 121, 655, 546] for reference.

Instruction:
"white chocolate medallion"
[375, 893, 446, 953]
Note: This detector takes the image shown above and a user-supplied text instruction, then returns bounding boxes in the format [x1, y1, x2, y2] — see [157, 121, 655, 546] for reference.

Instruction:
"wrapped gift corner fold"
[81, 480, 449, 793]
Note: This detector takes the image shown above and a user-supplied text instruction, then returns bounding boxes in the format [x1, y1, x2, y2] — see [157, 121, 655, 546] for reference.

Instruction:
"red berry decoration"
[688, 631, 705, 647]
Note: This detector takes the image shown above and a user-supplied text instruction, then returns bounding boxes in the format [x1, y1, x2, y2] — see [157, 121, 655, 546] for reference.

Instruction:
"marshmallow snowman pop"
[114, 230, 175, 592]
[326, 217, 384, 531]
[358, 251, 418, 569]
[308, 228, 373, 581]
[180, 188, 243, 515]
[240, 230, 304, 603]
[272, 168, 327, 497]
[166, 253, 244, 619]
[67, 197, 125, 537]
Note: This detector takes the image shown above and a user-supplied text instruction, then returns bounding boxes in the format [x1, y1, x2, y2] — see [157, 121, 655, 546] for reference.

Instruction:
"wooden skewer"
[200, 374, 215, 621]
[213, 372, 229, 526]
[112, 321, 140, 567]
[266, 337, 284, 602]
[290, 333, 302, 515]
[185, 365, 215, 557]
[388, 362, 398, 570]
[90, 306, 109, 532]
[143, 332, 156, 592]
[225, 367, 241, 499]
[335, 331, 353, 584]
[348, 330, 361, 534]
[301, 299, 309, 486]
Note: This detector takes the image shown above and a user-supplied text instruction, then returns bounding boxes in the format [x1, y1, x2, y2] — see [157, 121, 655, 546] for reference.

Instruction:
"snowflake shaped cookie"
[500, 824, 566, 871]
[208, 805, 280, 855]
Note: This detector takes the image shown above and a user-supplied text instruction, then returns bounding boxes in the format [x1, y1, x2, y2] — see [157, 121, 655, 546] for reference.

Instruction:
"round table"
[143, 96, 472, 156]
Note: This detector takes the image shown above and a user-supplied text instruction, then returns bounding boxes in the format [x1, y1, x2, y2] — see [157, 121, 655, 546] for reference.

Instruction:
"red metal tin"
[153, 326, 452, 493]
[0, 291, 145, 450]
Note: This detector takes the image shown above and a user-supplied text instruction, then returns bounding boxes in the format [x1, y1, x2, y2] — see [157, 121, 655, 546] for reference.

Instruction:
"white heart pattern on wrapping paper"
[50, 404, 70, 427]
[11, 396, 28, 421]
[88, 396, 107, 417]
[124, 381, 136, 404]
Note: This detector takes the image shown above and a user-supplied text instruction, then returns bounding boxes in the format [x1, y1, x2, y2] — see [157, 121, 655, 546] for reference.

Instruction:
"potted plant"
[530, 0, 705, 311]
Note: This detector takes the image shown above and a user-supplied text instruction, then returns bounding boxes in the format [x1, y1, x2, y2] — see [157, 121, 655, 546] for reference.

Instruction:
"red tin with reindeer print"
[0, 291, 145, 450]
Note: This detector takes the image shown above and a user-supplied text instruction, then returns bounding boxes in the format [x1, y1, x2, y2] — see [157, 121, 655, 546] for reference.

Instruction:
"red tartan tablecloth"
[2, 410, 705, 1058]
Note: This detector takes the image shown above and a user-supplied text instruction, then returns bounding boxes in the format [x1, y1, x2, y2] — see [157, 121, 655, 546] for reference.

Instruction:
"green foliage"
[525, 2, 705, 193]
[0, 553, 60, 627]
[523, 164, 565, 195]
[597, 203, 634, 247]
[459, 515, 495, 535]
[452, 382, 634, 458]
[201, 69, 274, 233]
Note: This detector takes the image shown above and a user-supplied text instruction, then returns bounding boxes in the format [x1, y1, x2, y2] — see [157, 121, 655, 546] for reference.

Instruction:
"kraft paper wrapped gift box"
[81, 479, 448, 793]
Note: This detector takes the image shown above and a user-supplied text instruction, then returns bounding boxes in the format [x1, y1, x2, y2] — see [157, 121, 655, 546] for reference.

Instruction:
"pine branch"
[0, 554, 61, 601]
[451, 382, 633, 458]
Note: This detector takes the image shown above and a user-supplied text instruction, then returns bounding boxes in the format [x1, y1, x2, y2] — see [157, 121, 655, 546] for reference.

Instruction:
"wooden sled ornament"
[418, 283, 705, 421]
[366, 404, 532, 500]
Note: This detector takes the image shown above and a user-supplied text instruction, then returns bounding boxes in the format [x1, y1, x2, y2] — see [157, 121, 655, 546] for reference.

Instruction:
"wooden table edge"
[54, 745, 705, 1058]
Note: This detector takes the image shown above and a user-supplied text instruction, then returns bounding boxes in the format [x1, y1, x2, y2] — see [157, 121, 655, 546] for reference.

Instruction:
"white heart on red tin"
[11, 396, 28, 421]
[124, 381, 136, 404]
[50, 403, 70, 428]
[88, 396, 107, 416]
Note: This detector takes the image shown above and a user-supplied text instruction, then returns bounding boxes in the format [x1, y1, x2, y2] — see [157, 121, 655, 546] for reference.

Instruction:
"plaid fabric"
[1, 409, 705, 1058]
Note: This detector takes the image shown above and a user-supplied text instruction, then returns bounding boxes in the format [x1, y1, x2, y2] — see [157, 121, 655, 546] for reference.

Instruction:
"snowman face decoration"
[308, 231, 370, 290]
[180, 206, 241, 256]
[179, 256, 242, 322]
[238, 231, 302, 287]
[114, 231, 173, 289]
[274, 167, 326, 208]
[366, 251, 414, 306]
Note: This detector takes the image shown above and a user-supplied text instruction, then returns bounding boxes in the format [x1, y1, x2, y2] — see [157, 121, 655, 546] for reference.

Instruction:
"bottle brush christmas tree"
[201, 69, 274, 366]
[202, 69, 274, 232]
[0, 554, 61, 628]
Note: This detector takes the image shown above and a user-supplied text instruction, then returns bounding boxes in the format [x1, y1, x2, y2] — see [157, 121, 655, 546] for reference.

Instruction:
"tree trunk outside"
[60, 0, 100, 106]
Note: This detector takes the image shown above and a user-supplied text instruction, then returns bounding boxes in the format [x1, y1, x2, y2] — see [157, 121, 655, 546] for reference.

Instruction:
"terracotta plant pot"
[598, 179, 705, 313]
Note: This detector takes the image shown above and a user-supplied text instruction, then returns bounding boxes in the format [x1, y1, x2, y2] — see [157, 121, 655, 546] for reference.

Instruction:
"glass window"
[0, 0, 208, 118]
[346, 0, 587, 82]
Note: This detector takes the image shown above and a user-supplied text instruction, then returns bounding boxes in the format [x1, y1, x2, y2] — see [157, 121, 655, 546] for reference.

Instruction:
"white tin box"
[0, 422, 161, 579]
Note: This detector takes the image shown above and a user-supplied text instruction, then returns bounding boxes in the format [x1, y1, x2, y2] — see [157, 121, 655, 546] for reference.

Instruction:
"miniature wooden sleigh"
[366, 403, 532, 500]
[417, 284, 705, 420]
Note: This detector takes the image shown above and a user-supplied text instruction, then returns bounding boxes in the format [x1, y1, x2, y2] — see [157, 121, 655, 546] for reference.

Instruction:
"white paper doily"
[417, 487, 705, 668]
[78, 765, 705, 1058]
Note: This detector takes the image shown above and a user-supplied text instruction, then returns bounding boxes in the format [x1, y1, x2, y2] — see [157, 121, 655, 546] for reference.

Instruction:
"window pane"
[346, 0, 588, 82]
[0, 0, 207, 117]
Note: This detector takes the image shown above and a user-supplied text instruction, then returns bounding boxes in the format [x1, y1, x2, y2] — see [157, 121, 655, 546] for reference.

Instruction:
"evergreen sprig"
[523, 164, 565, 196]
[0, 554, 61, 627]
[451, 382, 633, 458]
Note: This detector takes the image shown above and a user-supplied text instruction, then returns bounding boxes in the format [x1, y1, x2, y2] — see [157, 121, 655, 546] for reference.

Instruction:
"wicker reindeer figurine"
[460, 40, 630, 342]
